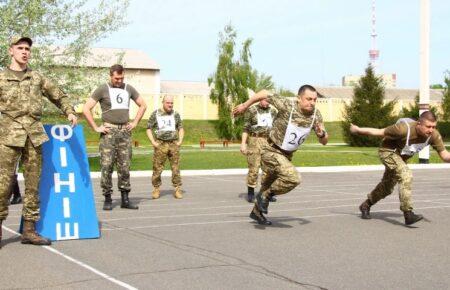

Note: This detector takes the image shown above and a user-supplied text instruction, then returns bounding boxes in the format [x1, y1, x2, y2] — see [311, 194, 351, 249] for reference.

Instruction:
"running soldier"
[240, 99, 277, 202]
[233, 85, 328, 225]
[350, 111, 450, 225]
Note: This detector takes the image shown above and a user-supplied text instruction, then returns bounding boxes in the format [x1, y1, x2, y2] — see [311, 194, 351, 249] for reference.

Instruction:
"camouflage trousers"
[0, 138, 41, 221]
[246, 136, 269, 188]
[368, 150, 413, 212]
[99, 128, 132, 196]
[259, 144, 301, 197]
[152, 140, 181, 188]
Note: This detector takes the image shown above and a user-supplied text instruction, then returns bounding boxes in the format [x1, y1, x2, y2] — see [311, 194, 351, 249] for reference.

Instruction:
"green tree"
[276, 87, 296, 97]
[251, 69, 274, 91]
[342, 65, 396, 146]
[400, 94, 439, 119]
[0, 0, 130, 112]
[441, 71, 450, 121]
[208, 25, 255, 140]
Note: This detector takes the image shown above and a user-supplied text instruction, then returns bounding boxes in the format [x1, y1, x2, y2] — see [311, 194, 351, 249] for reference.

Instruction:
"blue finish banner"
[35, 124, 100, 241]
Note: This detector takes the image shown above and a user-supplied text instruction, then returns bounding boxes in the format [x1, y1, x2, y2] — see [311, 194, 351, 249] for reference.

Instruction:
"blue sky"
[95, 0, 450, 91]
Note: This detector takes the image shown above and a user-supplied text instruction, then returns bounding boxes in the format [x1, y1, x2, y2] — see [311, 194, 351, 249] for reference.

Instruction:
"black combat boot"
[249, 206, 272, 225]
[404, 211, 423, 225]
[247, 186, 255, 203]
[10, 175, 22, 204]
[268, 192, 277, 202]
[121, 192, 138, 209]
[255, 192, 269, 214]
[21, 220, 51, 246]
[103, 194, 112, 211]
[359, 199, 372, 219]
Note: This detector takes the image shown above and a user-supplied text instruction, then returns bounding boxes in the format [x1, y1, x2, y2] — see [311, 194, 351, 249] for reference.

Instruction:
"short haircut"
[419, 111, 437, 123]
[110, 64, 124, 76]
[298, 84, 317, 96]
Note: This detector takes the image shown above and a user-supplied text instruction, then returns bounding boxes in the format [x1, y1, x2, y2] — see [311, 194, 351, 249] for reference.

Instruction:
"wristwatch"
[318, 130, 327, 138]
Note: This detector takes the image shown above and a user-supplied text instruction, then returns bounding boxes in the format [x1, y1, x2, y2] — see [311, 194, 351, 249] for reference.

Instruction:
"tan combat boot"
[21, 220, 51, 246]
[174, 186, 183, 199]
[152, 187, 160, 199]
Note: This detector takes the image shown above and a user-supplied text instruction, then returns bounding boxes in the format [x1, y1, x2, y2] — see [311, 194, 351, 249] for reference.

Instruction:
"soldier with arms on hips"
[233, 85, 328, 225]
[83, 64, 147, 211]
[240, 99, 277, 202]
[0, 36, 77, 247]
[147, 96, 184, 199]
[350, 111, 450, 225]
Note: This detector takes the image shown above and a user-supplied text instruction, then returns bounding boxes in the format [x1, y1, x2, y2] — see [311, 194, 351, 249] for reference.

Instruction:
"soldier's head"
[162, 95, 174, 113]
[8, 36, 32, 67]
[417, 111, 437, 137]
[297, 84, 318, 114]
[109, 64, 125, 88]
[259, 99, 269, 109]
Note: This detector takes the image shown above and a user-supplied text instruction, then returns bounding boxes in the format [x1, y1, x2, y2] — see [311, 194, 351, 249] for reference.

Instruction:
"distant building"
[342, 73, 397, 88]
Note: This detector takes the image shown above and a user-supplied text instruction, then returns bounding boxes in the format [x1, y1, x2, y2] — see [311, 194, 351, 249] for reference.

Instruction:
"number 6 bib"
[108, 83, 130, 110]
[280, 102, 316, 152]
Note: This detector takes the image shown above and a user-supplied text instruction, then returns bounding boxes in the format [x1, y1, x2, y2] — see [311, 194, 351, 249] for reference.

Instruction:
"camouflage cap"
[9, 36, 33, 47]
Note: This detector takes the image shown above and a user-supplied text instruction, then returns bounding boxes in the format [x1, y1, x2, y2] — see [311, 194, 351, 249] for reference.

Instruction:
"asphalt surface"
[1, 169, 450, 290]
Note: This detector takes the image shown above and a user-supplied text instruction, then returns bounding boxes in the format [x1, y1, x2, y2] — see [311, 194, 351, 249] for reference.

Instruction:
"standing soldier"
[233, 85, 328, 225]
[147, 96, 184, 199]
[0, 36, 77, 247]
[83, 64, 147, 211]
[240, 99, 277, 202]
[350, 111, 450, 225]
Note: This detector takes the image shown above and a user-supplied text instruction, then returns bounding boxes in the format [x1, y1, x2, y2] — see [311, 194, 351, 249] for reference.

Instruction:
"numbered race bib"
[257, 112, 273, 128]
[281, 124, 311, 151]
[108, 85, 130, 110]
[156, 114, 176, 132]
[280, 102, 316, 152]
[399, 120, 430, 156]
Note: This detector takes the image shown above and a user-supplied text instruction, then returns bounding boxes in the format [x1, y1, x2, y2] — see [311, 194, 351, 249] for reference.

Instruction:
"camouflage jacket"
[147, 109, 183, 141]
[243, 104, 277, 135]
[0, 68, 75, 147]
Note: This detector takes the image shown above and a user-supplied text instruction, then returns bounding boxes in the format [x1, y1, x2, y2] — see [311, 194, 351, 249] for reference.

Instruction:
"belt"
[250, 132, 268, 138]
[104, 122, 127, 129]
[268, 140, 292, 156]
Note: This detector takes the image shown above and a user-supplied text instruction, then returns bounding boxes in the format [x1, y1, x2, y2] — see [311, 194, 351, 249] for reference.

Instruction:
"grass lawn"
[42, 115, 447, 171]
[86, 145, 446, 171]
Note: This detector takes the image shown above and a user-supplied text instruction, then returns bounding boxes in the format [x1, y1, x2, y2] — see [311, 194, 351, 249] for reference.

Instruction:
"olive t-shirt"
[382, 121, 445, 157]
[6, 68, 27, 80]
[90, 83, 139, 124]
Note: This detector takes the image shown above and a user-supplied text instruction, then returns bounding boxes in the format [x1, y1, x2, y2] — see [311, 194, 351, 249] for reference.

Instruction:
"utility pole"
[419, 0, 430, 163]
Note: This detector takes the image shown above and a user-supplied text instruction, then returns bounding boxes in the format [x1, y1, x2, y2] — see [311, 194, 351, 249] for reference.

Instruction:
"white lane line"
[1, 226, 137, 290]
[101, 199, 447, 222]
[102, 205, 450, 230]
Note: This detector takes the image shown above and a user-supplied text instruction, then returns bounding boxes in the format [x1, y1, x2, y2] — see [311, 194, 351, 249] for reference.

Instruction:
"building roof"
[316, 86, 444, 101]
[52, 47, 160, 70]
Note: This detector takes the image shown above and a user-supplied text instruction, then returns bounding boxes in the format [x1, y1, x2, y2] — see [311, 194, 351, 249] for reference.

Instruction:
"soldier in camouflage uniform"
[234, 85, 328, 225]
[241, 99, 277, 202]
[147, 95, 184, 199]
[350, 111, 450, 225]
[83, 64, 147, 211]
[0, 36, 77, 247]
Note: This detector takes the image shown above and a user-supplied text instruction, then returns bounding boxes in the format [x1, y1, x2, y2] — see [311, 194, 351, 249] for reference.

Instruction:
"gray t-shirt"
[90, 83, 139, 124]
